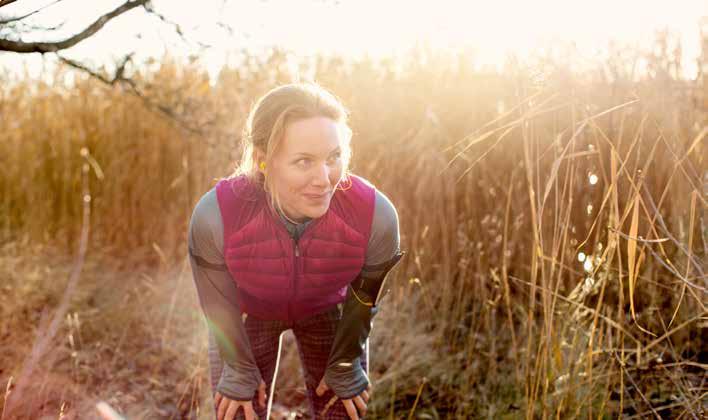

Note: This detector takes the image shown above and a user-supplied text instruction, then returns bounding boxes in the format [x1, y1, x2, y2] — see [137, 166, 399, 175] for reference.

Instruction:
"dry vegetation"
[1, 33, 706, 419]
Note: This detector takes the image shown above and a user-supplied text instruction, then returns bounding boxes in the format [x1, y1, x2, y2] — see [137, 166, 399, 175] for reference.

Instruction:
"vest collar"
[275, 206, 313, 241]
[258, 185, 324, 242]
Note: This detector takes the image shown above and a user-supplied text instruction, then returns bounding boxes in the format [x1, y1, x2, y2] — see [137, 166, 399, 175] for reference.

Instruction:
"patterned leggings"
[208, 305, 368, 419]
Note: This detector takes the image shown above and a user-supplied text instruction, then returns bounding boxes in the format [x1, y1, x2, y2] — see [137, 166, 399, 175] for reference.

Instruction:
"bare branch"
[0, 0, 65, 25]
[0, 0, 18, 10]
[216, 0, 234, 36]
[58, 54, 208, 135]
[143, 3, 183, 38]
[57, 53, 133, 85]
[0, 0, 149, 53]
[216, 21, 234, 37]
[143, 3, 212, 50]
[4, 18, 66, 32]
[1, 0, 220, 137]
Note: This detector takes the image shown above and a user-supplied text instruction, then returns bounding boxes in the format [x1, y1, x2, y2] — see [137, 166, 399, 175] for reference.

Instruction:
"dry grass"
[1, 37, 706, 418]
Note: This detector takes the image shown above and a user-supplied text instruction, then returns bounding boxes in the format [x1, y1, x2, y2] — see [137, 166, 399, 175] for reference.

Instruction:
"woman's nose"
[312, 163, 331, 187]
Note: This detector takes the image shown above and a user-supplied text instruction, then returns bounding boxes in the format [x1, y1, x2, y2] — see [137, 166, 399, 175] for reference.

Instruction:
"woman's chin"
[304, 209, 327, 220]
[302, 202, 330, 219]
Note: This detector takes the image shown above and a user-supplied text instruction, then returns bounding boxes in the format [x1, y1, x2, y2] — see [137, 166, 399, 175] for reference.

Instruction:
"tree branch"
[0, 0, 149, 53]
[58, 54, 208, 135]
[143, 3, 183, 38]
[3, 18, 67, 32]
[57, 53, 133, 85]
[0, 0, 18, 10]
[143, 3, 212, 50]
[2, 0, 221, 137]
[0, 0, 65, 25]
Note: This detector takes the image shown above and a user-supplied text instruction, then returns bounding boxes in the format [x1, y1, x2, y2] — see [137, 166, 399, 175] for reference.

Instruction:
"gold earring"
[259, 162, 266, 171]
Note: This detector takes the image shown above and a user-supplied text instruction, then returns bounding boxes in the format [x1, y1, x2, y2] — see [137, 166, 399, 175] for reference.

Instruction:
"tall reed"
[1, 37, 705, 417]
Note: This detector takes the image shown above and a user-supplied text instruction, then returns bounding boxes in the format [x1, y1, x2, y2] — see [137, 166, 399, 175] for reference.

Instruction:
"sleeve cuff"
[215, 362, 263, 401]
[323, 356, 369, 399]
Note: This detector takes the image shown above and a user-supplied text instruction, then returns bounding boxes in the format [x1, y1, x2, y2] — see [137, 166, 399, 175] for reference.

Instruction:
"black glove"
[323, 251, 405, 399]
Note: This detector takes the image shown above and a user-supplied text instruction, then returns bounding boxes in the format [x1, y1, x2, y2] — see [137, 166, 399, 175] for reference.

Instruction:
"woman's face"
[264, 116, 345, 222]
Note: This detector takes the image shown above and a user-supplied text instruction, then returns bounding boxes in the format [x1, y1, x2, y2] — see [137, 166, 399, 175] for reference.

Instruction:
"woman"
[188, 83, 404, 419]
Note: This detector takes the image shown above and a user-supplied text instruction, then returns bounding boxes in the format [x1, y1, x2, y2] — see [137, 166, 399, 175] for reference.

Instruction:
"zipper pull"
[294, 243, 300, 257]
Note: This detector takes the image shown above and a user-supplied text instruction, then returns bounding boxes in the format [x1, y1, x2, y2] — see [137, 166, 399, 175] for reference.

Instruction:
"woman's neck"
[275, 206, 311, 226]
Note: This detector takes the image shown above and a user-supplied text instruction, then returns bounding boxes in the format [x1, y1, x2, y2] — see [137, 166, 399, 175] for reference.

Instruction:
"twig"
[406, 377, 426, 420]
[57, 53, 133, 85]
[2, 152, 92, 417]
[57, 54, 207, 136]
[0, 0, 149, 53]
[0, 0, 18, 9]
[614, 353, 662, 419]
[608, 226, 707, 294]
[508, 275, 642, 345]
[0, 0, 65, 25]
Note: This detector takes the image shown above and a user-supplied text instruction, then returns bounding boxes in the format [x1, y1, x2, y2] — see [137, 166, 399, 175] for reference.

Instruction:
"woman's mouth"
[303, 192, 330, 201]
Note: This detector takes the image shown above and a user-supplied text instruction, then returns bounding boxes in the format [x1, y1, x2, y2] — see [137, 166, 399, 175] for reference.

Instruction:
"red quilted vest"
[215, 174, 376, 322]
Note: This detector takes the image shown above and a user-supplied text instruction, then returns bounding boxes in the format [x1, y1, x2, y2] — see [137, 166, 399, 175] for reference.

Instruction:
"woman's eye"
[294, 154, 340, 168]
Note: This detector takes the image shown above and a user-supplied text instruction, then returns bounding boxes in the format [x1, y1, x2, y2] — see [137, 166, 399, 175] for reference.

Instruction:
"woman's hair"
[233, 82, 353, 218]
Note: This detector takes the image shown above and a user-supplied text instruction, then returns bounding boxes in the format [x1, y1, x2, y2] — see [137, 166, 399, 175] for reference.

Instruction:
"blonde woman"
[188, 83, 404, 419]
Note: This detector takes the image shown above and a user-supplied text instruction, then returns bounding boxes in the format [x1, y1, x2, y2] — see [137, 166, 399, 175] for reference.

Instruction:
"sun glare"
[178, 0, 704, 79]
[0, 0, 704, 79]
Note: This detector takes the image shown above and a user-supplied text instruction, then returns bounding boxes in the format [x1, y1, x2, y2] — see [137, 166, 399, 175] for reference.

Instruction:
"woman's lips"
[303, 192, 330, 200]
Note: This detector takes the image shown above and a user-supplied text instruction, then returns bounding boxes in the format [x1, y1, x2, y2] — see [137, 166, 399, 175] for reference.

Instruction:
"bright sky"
[1, 0, 705, 79]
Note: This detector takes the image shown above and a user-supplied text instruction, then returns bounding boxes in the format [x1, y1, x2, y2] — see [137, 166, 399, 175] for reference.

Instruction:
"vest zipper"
[290, 239, 300, 322]
[271, 212, 321, 322]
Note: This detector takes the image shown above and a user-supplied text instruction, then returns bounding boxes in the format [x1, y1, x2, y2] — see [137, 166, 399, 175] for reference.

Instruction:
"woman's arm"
[188, 188, 263, 401]
[322, 189, 405, 399]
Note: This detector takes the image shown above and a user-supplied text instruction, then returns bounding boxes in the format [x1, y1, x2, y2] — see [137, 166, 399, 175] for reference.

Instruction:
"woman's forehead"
[281, 117, 343, 155]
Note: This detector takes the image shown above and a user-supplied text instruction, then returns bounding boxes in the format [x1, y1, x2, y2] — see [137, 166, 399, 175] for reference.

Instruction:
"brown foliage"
[1, 41, 706, 418]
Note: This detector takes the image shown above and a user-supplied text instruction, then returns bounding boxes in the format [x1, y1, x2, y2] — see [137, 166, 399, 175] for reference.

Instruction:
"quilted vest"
[215, 174, 376, 322]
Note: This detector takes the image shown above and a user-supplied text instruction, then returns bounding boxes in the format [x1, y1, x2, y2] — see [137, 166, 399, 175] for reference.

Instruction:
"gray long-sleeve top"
[187, 185, 401, 400]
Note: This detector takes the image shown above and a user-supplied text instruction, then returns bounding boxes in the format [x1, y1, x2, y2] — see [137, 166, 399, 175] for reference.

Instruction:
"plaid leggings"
[208, 304, 368, 419]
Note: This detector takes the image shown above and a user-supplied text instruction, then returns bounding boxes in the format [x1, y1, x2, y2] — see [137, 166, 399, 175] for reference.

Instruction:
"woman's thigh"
[228, 315, 287, 420]
[291, 306, 369, 419]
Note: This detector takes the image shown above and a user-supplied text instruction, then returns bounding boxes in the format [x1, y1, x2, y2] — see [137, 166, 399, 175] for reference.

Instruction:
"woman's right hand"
[215, 380, 267, 420]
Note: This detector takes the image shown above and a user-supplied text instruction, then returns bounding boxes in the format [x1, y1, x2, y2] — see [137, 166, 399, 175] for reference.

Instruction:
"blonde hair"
[233, 82, 353, 222]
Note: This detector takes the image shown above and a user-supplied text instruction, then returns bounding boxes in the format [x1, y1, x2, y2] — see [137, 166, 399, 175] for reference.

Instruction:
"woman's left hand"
[316, 377, 370, 419]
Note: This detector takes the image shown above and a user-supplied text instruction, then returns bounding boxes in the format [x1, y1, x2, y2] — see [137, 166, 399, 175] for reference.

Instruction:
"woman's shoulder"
[191, 187, 221, 226]
[188, 187, 224, 258]
[372, 188, 398, 231]
[215, 174, 263, 203]
[366, 187, 400, 265]
[344, 173, 399, 235]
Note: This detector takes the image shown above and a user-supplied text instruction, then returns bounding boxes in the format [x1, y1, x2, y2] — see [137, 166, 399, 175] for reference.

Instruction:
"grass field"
[1, 43, 706, 418]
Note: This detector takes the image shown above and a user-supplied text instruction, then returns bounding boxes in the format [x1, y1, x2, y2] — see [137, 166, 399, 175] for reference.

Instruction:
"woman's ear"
[252, 148, 266, 173]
